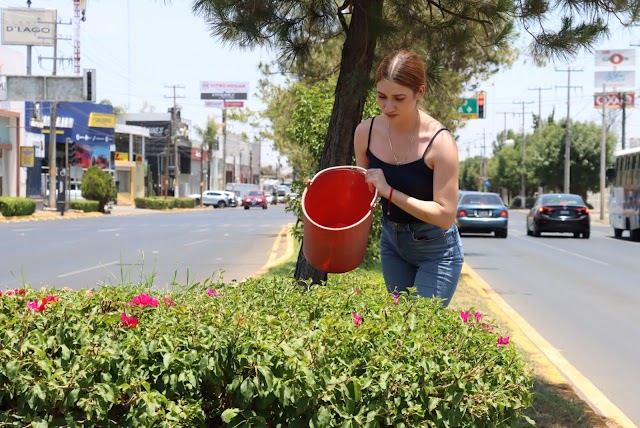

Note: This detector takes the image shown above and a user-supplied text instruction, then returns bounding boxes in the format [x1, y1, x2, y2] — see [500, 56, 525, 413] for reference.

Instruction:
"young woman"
[354, 49, 464, 306]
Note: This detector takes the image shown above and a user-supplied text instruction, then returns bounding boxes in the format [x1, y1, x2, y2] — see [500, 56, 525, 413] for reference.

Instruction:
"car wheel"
[631, 229, 640, 241]
[262, 204, 267, 210]
[244, 205, 249, 210]
[573, 232, 581, 238]
[526, 223, 533, 236]
[495, 229, 508, 238]
[217, 201, 226, 209]
[614, 228, 623, 238]
[582, 231, 590, 239]
[195, 198, 200, 206]
[533, 224, 541, 237]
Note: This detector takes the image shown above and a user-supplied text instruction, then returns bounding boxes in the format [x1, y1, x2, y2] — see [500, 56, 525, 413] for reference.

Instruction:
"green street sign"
[457, 98, 478, 119]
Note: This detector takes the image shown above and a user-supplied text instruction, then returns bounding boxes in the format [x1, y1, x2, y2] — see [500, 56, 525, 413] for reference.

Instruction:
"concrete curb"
[251, 223, 295, 278]
[461, 264, 636, 428]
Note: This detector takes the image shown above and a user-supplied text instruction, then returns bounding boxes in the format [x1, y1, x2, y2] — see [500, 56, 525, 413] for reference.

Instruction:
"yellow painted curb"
[251, 223, 295, 278]
[462, 263, 637, 428]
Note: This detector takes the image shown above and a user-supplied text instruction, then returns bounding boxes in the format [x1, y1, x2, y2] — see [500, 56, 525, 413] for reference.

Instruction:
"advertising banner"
[20, 146, 35, 167]
[593, 92, 635, 109]
[1, 8, 56, 46]
[594, 70, 635, 88]
[595, 49, 636, 67]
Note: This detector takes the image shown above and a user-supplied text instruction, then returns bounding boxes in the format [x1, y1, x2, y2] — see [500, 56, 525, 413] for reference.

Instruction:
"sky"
[3, 0, 640, 164]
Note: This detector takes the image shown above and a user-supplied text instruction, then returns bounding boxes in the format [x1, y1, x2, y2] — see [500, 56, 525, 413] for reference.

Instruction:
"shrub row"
[0, 273, 533, 426]
[134, 197, 196, 210]
[70, 200, 100, 212]
[0, 197, 36, 217]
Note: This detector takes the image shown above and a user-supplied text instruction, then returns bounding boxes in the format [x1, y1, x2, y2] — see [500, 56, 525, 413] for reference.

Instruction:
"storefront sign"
[88, 112, 116, 128]
[20, 146, 35, 167]
[114, 152, 129, 161]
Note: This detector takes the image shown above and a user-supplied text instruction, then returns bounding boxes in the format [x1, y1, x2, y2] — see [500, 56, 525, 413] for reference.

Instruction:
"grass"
[262, 237, 616, 428]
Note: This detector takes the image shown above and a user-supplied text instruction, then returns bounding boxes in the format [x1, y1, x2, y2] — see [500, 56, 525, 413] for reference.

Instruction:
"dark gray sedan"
[526, 193, 590, 238]
[456, 192, 509, 238]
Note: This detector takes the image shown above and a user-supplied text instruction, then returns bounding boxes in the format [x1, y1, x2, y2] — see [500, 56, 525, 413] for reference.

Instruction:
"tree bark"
[294, 0, 383, 284]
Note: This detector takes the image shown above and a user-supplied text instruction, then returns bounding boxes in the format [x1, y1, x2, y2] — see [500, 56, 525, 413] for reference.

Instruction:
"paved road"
[0, 205, 296, 291]
[460, 211, 640, 426]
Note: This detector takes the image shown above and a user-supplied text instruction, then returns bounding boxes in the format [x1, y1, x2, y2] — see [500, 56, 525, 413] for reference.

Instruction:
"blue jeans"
[380, 217, 464, 307]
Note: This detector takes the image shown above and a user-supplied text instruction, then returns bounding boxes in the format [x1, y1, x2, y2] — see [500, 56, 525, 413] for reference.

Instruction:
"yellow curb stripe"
[462, 263, 637, 428]
[251, 223, 295, 278]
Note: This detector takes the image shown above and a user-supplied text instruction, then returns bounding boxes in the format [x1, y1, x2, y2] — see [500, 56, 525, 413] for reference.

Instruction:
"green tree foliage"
[192, 0, 640, 282]
[459, 156, 484, 191]
[80, 166, 117, 213]
[194, 118, 220, 191]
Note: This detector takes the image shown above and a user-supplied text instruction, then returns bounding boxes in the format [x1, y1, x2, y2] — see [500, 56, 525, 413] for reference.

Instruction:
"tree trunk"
[294, 0, 383, 284]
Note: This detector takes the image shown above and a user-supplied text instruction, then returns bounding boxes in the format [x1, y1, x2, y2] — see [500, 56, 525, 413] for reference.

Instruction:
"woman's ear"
[417, 85, 426, 98]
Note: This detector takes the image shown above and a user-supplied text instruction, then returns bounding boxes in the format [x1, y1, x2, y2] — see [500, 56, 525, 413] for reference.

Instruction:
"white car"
[187, 191, 229, 208]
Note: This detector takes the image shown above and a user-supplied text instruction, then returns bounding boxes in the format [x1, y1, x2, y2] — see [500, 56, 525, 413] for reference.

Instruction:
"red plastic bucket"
[302, 166, 377, 273]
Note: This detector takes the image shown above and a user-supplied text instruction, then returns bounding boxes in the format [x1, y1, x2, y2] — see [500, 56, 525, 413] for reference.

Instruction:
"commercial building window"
[117, 170, 131, 193]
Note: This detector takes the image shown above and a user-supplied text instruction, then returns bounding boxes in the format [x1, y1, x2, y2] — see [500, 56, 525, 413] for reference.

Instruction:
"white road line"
[58, 261, 119, 278]
[184, 239, 209, 247]
[513, 235, 610, 266]
[191, 228, 209, 233]
[11, 228, 35, 232]
[97, 228, 121, 232]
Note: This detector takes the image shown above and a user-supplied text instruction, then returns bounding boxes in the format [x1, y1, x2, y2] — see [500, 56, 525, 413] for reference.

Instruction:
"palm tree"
[194, 118, 220, 201]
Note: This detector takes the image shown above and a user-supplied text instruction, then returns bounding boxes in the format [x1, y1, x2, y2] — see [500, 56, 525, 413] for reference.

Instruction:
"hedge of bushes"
[0, 273, 533, 427]
[134, 197, 196, 210]
[70, 200, 101, 212]
[0, 197, 36, 217]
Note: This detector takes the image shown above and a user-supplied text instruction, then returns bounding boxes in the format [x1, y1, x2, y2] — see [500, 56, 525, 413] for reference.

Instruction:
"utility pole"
[619, 92, 627, 150]
[222, 108, 227, 186]
[164, 85, 185, 197]
[528, 86, 552, 133]
[556, 67, 583, 194]
[481, 130, 487, 191]
[512, 101, 534, 207]
[600, 84, 607, 221]
[496, 111, 510, 138]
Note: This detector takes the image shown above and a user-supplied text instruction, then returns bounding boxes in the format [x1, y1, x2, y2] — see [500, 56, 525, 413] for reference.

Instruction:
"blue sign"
[484, 179, 491, 188]
[25, 101, 115, 145]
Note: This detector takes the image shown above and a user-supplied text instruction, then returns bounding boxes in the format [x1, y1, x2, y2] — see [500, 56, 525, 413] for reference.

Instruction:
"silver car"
[188, 191, 229, 208]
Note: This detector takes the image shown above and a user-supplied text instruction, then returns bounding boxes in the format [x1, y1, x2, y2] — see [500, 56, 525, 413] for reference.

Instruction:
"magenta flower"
[121, 313, 139, 328]
[497, 336, 510, 347]
[207, 288, 221, 297]
[459, 310, 471, 323]
[353, 288, 361, 295]
[352, 312, 363, 327]
[163, 296, 175, 306]
[392, 294, 399, 305]
[127, 293, 158, 308]
[481, 323, 493, 333]
[27, 300, 40, 311]
[0, 290, 3, 297]
[474, 311, 483, 323]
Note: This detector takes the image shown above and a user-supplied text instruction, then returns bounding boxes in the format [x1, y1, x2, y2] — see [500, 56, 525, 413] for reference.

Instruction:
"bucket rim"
[301, 165, 377, 231]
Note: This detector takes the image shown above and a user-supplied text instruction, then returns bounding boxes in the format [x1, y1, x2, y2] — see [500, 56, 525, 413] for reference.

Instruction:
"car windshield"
[540, 195, 585, 206]
[248, 191, 262, 196]
[460, 194, 503, 205]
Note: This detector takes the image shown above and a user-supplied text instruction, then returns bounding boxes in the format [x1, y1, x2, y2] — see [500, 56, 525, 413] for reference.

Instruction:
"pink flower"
[497, 336, 510, 347]
[459, 310, 471, 323]
[27, 300, 40, 311]
[163, 296, 175, 306]
[127, 293, 158, 308]
[392, 294, 399, 305]
[85, 290, 94, 298]
[474, 311, 483, 323]
[481, 323, 493, 333]
[207, 288, 221, 297]
[353, 288, 361, 295]
[121, 313, 139, 328]
[6, 290, 13, 296]
[0, 290, 3, 297]
[352, 312, 363, 327]
[18, 289, 26, 296]
[44, 295, 58, 304]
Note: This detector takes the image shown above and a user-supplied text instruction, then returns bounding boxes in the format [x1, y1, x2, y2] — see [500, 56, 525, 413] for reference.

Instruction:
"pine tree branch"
[425, 0, 492, 25]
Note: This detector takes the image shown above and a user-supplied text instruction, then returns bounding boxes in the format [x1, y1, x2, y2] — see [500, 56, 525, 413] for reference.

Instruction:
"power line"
[512, 101, 535, 206]
[528, 86, 552, 133]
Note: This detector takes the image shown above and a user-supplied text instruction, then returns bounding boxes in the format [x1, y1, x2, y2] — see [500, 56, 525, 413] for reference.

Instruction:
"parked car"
[187, 191, 229, 208]
[221, 191, 238, 207]
[526, 193, 590, 238]
[456, 192, 508, 238]
[243, 190, 267, 210]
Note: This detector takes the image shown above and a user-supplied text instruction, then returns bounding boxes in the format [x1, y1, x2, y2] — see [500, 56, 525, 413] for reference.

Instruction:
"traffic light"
[67, 141, 80, 166]
[477, 92, 485, 119]
[83, 69, 96, 102]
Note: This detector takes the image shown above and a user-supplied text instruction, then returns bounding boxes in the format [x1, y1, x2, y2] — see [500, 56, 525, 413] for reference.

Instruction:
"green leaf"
[221, 408, 241, 423]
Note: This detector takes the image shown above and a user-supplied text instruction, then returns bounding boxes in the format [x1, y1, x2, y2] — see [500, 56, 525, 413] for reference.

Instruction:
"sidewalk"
[0, 202, 178, 223]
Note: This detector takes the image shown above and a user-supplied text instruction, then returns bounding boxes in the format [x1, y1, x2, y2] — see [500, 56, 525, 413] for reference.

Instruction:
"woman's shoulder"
[354, 115, 381, 139]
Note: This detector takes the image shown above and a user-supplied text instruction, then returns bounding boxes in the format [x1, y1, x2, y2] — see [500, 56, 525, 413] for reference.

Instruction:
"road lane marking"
[97, 228, 121, 232]
[462, 264, 637, 428]
[11, 228, 35, 232]
[184, 239, 209, 247]
[58, 260, 119, 278]
[513, 235, 609, 266]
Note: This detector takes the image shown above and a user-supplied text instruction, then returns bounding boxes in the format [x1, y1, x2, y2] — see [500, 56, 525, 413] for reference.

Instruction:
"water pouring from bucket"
[301, 166, 378, 273]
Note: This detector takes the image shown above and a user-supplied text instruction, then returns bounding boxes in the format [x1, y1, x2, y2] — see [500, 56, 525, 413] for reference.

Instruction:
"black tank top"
[366, 117, 449, 223]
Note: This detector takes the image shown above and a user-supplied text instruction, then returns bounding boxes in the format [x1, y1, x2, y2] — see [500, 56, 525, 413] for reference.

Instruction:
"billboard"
[595, 49, 635, 67]
[1, 8, 56, 46]
[594, 70, 635, 88]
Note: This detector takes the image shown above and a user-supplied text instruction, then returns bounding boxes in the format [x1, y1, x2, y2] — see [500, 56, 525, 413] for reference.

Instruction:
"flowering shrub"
[0, 274, 532, 426]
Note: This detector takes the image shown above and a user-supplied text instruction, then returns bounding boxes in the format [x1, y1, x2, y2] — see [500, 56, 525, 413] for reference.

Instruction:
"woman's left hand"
[366, 168, 391, 198]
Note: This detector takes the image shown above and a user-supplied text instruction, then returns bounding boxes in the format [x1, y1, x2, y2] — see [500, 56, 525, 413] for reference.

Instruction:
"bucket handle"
[306, 165, 378, 209]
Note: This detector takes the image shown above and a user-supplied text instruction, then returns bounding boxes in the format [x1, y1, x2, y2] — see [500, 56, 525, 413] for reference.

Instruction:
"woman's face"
[376, 79, 424, 119]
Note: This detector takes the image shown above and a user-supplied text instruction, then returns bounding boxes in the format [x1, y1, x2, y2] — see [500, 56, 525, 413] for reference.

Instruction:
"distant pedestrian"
[354, 49, 464, 307]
